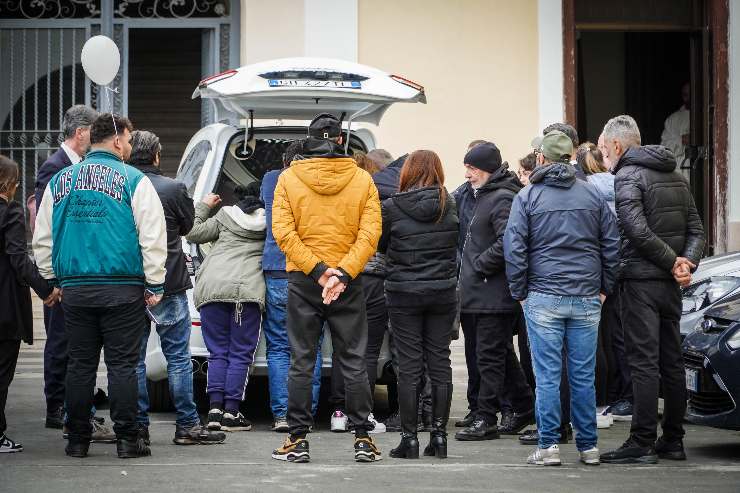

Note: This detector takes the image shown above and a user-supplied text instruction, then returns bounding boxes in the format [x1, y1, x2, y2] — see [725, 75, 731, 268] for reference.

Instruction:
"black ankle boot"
[65, 440, 90, 458]
[424, 384, 452, 459]
[390, 383, 420, 459]
[117, 437, 151, 459]
[390, 432, 420, 459]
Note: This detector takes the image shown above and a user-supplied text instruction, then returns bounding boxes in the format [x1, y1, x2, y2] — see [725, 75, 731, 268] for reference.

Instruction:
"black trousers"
[606, 291, 632, 404]
[43, 303, 68, 412]
[328, 274, 388, 411]
[387, 302, 455, 389]
[463, 312, 533, 424]
[0, 339, 21, 434]
[287, 273, 372, 436]
[460, 314, 481, 412]
[519, 313, 571, 428]
[620, 279, 685, 446]
[64, 300, 147, 442]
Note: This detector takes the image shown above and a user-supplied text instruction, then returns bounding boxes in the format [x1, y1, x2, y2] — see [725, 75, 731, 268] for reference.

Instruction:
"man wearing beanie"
[455, 142, 534, 442]
[504, 130, 619, 466]
[271, 113, 382, 463]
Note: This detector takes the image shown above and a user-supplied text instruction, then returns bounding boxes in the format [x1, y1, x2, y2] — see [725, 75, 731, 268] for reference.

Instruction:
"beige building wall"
[358, 0, 539, 188]
[240, 0, 305, 65]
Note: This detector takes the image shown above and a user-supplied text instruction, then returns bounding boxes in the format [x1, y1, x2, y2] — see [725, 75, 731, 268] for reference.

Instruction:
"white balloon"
[80, 35, 120, 86]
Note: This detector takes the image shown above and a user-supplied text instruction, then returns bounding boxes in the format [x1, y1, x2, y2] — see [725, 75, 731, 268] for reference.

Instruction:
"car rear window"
[177, 140, 212, 197]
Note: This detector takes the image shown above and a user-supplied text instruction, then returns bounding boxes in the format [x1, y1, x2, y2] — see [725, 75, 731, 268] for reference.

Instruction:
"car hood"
[194, 57, 426, 125]
[688, 251, 740, 283]
[704, 291, 740, 323]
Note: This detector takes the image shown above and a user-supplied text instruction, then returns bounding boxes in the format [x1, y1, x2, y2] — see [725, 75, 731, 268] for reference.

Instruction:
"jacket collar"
[133, 164, 162, 175]
[476, 166, 522, 196]
[85, 149, 123, 162]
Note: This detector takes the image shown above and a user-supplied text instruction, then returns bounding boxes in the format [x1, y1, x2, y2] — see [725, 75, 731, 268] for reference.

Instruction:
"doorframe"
[562, 0, 730, 254]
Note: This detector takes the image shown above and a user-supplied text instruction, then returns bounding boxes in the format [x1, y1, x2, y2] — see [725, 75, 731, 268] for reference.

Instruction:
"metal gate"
[0, 0, 239, 221]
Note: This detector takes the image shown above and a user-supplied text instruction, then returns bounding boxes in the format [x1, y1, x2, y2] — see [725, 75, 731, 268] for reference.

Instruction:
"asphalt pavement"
[2, 303, 740, 492]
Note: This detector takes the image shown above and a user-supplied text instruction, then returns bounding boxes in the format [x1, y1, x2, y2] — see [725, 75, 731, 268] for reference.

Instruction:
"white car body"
[144, 57, 425, 384]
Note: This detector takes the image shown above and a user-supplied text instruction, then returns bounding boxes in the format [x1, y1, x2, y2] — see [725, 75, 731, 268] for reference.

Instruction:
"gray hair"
[129, 130, 161, 167]
[62, 105, 98, 140]
[366, 148, 394, 169]
[602, 115, 641, 149]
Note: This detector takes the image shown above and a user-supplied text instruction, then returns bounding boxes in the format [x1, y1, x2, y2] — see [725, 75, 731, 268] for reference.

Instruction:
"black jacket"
[35, 147, 73, 210]
[460, 167, 522, 313]
[613, 145, 705, 280]
[379, 186, 459, 304]
[134, 165, 195, 295]
[1, 198, 53, 343]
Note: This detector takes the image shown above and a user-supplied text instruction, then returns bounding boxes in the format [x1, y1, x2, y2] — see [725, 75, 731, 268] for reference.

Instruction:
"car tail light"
[192, 321, 201, 328]
[390, 74, 424, 93]
[199, 69, 237, 88]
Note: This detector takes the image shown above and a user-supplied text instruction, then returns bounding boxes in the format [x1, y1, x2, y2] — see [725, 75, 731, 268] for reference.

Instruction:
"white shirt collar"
[61, 142, 82, 164]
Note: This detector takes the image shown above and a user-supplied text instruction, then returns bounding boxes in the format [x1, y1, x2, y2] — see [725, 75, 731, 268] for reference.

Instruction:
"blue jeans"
[524, 291, 600, 451]
[263, 276, 322, 418]
[136, 292, 200, 428]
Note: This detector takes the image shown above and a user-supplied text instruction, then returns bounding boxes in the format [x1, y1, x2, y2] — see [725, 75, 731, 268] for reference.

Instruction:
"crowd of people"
[0, 104, 704, 466]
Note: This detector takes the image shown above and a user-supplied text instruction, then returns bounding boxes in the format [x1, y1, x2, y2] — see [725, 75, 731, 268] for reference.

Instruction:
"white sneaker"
[0, 434, 23, 453]
[368, 413, 386, 434]
[596, 412, 613, 429]
[331, 410, 348, 432]
[579, 446, 600, 465]
[527, 444, 561, 466]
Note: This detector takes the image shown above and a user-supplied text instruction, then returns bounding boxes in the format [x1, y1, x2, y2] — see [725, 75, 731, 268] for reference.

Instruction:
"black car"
[682, 291, 740, 430]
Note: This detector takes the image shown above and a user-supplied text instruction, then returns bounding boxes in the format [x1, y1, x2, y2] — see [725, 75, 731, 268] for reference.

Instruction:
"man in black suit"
[33, 105, 114, 441]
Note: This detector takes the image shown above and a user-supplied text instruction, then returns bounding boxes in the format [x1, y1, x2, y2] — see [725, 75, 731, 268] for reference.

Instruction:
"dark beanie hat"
[308, 113, 342, 139]
[464, 142, 502, 173]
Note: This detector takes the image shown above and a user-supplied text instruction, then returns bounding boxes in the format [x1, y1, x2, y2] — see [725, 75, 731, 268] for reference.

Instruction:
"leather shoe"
[117, 437, 151, 459]
[454, 411, 477, 428]
[498, 409, 535, 435]
[518, 424, 572, 445]
[65, 440, 89, 458]
[454, 418, 499, 441]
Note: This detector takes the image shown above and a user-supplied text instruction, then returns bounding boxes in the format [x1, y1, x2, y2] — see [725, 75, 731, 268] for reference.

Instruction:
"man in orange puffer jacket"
[271, 113, 382, 464]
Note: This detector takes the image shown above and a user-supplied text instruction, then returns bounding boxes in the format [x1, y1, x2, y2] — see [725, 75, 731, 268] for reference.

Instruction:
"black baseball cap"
[308, 113, 342, 139]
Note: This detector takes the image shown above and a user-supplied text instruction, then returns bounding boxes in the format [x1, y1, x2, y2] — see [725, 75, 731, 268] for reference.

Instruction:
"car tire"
[147, 378, 174, 412]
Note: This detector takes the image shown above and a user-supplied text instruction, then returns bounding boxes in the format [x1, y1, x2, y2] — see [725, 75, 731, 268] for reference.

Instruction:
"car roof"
[193, 57, 426, 125]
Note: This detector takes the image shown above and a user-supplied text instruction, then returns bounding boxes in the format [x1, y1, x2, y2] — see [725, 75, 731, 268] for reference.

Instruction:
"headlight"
[727, 328, 740, 351]
[682, 277, 740, 314]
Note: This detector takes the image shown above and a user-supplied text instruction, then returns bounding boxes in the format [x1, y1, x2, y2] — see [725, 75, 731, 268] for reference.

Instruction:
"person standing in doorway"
[660, 82, 691, 169]
[1, 155, 59, 453]
[504, 130, 619, 467]
[600, 115, 704, 464]
[33, 113, 167, 459]
[129, 130, 226, 445]
[271, 113, 382, 463]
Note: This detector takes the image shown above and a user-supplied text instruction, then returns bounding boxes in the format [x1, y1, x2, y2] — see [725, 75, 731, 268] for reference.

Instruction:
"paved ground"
[2, 302, 740, 492]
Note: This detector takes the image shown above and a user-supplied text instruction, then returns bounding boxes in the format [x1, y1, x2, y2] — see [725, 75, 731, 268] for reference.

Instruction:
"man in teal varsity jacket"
[33, 113, 167, 459]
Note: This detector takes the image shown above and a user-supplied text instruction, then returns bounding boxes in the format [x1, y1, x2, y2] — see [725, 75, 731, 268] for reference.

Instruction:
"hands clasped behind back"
[318, 267, 346, 305]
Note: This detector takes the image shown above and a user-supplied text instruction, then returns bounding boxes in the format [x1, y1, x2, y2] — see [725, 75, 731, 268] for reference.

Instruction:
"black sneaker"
[0, 434, 23, 453]
[498, 409, 535, 435]
[272, 416, 289, 432]
[454, 410, 477, 428]
[655, 436, 686, 460]
[454, 419, 500, 441]
[116, 437, 152, 459]
[600, 438, 658, 464]
[138, 426, 151, 446]
[65, 440, 90, 458]
[207, 408, 224, 430]
[46, 406, 64, 429]
[272, 436, 310, 462]
[383, 411, 401, 432]
[611, 400, 633, 421]
[354, 436, 382, 462]
[518, 425, 572, 445]
[174, 423, 226, 445]
[222, 412, 252, 432]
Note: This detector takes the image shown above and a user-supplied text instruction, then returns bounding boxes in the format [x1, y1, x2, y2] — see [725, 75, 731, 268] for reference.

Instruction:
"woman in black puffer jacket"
[379, 150, 459, 460]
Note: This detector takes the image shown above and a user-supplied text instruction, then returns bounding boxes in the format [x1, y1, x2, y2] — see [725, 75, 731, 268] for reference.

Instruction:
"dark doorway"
[128, 28, 203, 177]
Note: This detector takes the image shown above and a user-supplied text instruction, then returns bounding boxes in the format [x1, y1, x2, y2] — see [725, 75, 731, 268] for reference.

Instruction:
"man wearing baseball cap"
[455, 142, 534, 442]
[504, 130, 619, 466]
[271, 113, 382, 463]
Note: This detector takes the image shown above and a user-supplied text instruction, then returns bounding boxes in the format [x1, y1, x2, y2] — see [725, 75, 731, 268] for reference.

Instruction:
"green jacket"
[187, 202, 266, 310]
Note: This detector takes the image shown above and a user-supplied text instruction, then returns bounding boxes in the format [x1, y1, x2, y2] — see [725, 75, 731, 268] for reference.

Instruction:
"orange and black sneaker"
[354, 436, 382, 462]
[272, 435, 310, 463]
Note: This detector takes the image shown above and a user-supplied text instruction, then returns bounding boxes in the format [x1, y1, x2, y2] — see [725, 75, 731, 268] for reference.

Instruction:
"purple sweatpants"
[200, 302, 261, 412]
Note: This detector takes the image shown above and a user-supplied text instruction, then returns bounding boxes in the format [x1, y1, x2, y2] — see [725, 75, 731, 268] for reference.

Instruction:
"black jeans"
[287, 273, 372, 436]
[460, 314, 481, 412]
[64, 300, 147, 442]
[43, 303, 68, 412]
[0, 339, 21, 434]
[462, 312, 533, 424]
[387, 302, 455, 389]
[620, 279, 685, 446]
[329, 274, 388, 411]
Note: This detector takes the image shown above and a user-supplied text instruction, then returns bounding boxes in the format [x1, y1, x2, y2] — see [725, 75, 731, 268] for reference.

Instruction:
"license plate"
[268, 79, 361, 89]
[685, 368, 699, 392]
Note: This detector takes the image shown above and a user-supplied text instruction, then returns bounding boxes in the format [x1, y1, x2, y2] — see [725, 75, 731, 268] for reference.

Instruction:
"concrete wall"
[357, 0, 539, 188]
[730, 0, 740, 251]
